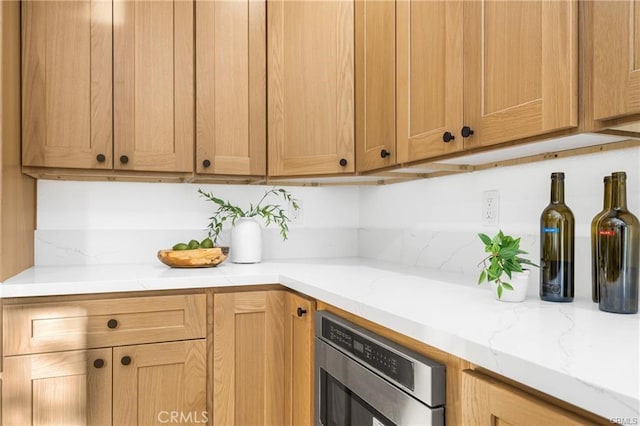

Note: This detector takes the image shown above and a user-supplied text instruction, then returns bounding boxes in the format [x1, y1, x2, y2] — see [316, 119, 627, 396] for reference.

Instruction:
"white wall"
[358, 147, 640, 300]
[36, 182, 360, 264]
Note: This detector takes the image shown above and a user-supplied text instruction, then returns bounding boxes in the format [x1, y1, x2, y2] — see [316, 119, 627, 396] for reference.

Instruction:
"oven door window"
[320, 369, 397, 426]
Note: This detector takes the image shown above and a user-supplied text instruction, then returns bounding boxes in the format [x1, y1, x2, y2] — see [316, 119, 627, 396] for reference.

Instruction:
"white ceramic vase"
[491, 270, 530, 302]
[230, 217, 262, 263]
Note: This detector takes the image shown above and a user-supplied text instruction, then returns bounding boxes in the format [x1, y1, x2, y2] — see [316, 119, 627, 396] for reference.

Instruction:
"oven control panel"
[321, 317, 414, 391]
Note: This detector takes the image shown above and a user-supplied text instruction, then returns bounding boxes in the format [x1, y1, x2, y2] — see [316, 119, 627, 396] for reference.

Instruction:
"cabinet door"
[592, 0, 640, 121]
[355, 0, 396, 172]
[196, 0, 266, 176]
[114, 0, 194, 172]
[113, 340, 207, 426]
[2, 349, 112, 426]
[22, 0, 112, 169]
[268, 0, 354, 176]
[463, 0, 577, 148]
[396, 0, 463, 163]
[213, 291, 285, 425]
[284, 293, 315, 426]
[462, 370, 591, 425]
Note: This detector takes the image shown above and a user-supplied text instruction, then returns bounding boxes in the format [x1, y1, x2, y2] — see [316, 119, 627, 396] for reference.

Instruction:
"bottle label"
[542, 227, 560, 233]
[598, 230, 616, 236]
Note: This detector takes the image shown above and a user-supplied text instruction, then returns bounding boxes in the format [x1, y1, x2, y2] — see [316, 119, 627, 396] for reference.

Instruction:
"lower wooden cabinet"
[1, 341, 207, 426]
[462, 369, 594, 425]
[213, 290, 315, 426]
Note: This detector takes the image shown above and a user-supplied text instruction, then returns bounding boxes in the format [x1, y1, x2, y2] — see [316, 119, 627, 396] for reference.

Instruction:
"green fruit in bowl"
[200, 238, 214, 248]
[172, 243, 189, 250]
[188, 239, 200, 249]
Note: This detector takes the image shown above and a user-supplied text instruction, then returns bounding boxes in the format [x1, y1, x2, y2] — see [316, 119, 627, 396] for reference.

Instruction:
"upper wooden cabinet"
[22, 0, 112, 169]
[114, 0, 194, 172]
[463, 0, 578, 149]
[195, 0, 266, 176]
[396, 0, 464, 164]
[592, 0, 640, 121]
[268, 0, 355, 177]
[355, 0, 396, 172]
[22, 0, 194, 173]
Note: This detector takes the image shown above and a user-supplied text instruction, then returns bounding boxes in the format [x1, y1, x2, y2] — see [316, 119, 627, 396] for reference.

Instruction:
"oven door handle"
[315, 339, 444, 426]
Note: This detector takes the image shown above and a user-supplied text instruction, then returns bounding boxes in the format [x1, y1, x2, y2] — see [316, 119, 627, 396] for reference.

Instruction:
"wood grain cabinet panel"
[592, 0, 640, 121]
[114, 0, 194, 172]
[4, 294, 206, 355]
[196, 0, 266, 176]
[113, 340, 207, 426]
[268, 0, 355, 176]
[462, 370, 593, 425]
[22, 0, 112, 169]
[355, 0, 396, 172]
[463, 0, 578, 149]
[284, 292, 315, 426]
[2, 348, 112, 426]
[213, 290, 286, 425]
[396, 0, 464, 163]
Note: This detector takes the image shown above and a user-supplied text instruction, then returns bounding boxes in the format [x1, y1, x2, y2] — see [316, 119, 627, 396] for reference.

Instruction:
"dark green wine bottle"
[540, 172, 574, 302]
[597, 172, 639, 314]
[590, 176, 612, 303]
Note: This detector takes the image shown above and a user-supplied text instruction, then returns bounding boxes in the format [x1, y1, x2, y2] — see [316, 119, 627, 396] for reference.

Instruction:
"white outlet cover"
[482, 190, 499, 226]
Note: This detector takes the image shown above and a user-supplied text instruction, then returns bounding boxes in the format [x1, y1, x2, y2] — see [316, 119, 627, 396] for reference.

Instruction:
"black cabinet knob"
[339, 158, 348, 167]
[107, 319, 118, 329]
[121, 356, 131, 366]
[442, 132, 455, 143]
[461, 126, 475, 138]
[93, 358, 105, 369]
[380, 149, 391, 159]
[96, 154, 106, 163]
[120, 155, 129, 164]
[202, 159, 211, 168]
[296, 307, 307, 317]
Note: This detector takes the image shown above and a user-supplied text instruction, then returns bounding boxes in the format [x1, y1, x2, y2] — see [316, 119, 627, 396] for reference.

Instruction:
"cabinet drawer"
[3, 294, 206, 355]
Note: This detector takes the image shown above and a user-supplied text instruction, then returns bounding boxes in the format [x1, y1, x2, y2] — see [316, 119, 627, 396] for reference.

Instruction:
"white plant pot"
[230, 217, 262, 263]
[491, 270, 530, 302]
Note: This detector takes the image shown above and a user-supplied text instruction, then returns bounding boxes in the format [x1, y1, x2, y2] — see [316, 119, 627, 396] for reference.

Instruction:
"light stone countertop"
[1, 257, 638, 421]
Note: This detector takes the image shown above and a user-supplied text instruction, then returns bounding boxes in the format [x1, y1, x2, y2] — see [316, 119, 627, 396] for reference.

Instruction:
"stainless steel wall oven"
[315, 311, 446, 426]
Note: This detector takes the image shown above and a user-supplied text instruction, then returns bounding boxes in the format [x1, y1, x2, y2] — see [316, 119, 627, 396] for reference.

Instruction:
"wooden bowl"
[157, 247, 229, 268]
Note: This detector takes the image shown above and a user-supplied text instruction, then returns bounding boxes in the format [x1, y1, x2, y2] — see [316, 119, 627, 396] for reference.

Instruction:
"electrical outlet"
[482, 190, 499, 226]
[289, 199, 303, 225]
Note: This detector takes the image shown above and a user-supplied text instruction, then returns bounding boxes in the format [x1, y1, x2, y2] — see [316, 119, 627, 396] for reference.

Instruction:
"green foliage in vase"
[198, 187, 300, 245]
[477, 230, 538, 299]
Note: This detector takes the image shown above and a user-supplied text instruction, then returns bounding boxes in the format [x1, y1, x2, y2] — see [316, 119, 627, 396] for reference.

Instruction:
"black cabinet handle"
[96, 154, 106, 163]
[121, 356, 131, 366]
[461, 126, 474, 138]
[442, 132, 455, 143]
[296, 307, 307, 317]
[202, 159, 211, 168]
[120, 155, 129, 164]
[93, 358, 105, 369]
[107, 319, 118, 329]
[380, 149, 391, 159]
[339, 158, 348, 167]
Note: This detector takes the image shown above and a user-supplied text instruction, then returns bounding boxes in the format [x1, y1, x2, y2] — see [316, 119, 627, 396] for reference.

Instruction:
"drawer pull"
[93, 358, 105, 369]
[297, 307, 307, 317]
[107, 319, 118, 329]
[121, 356, 132, 366]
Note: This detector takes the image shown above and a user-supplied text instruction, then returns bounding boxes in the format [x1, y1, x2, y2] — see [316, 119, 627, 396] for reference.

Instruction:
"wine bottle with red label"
[597, 172, 639, 314]
[540, 172, 575, 302]
[590, 176, 612, 303]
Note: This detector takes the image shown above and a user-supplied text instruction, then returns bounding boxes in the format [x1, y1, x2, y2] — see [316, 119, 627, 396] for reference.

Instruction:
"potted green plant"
[198, 187, 299, 264]
[477, 230, 539, 301]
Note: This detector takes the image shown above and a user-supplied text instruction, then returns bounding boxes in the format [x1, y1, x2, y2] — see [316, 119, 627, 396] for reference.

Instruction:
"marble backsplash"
[35, 228, 359, 266]
[358, 228, 593, 301]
